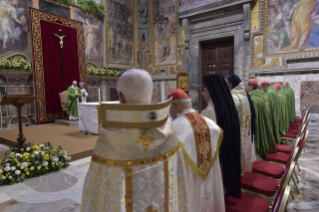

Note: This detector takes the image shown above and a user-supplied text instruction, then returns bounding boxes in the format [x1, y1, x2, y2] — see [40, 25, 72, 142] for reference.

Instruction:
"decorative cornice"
[177, 0, 255, 19]
[249, 68, 319, 76]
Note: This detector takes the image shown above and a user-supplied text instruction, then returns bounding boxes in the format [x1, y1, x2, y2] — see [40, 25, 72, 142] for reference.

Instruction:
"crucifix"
[51, 28, 69, 78]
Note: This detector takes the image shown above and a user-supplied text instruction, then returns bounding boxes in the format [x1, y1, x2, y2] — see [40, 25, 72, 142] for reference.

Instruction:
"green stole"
[265, 87, 280, 144]
[250, 90, 277, 156]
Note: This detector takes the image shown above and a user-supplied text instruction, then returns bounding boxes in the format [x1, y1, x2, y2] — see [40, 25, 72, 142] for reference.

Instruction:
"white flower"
[42, 161, 48, 167]
[15, 170, 21, 175]
[68, 156, 71, 160]
[8, 176, 12, 180]
[4, 166, 10, 172]
[63, 155, 69, 160]
[41, 151, 45, 156]
[22, 162, 28, 167]
[26, 147, 31, 151]
[15, 153, 20, 157]
[37, 166, 41, 170]
[1, 176, 5, 180]
[0, 169, 2, 173]
[64, 151, 68, 155]
[34, 151, 39, 155]
[10, 166, 16, 171]
[35, 161, 38, 164]
[52, 156, 59, 163]
[20, 166, 24, 170]
[5, 159, 11, 163]
[5, 163, 10, 167]
[60, 162, 64, 166]
[39, 144, 44, 148]
[19, 154, 23, 158]
[52, 162, 55, 165]
[31, 154, 35, 158]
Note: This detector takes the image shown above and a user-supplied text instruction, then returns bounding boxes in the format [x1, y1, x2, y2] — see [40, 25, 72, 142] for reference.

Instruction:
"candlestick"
[98, 89, 101, 103]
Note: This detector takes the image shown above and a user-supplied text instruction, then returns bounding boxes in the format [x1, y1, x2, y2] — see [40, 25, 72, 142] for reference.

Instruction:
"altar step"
[55, 119, 79, 126]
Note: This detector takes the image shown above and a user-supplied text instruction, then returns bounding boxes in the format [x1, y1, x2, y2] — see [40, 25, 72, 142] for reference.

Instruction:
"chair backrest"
[272, 185, 291, 212]
[59, 91, 68, 111]
[286, 137, 300, 168]
[295, 130, 309, 163]
[272, 162, 295, 211]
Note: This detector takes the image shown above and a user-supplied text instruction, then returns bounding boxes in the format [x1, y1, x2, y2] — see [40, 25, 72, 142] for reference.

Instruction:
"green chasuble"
[67, 86, 83, 117]
[250, 90, 277, 156]
[264, 87, 280, 143]
[281, 87, 292, 123]
[277, 92, 289, 135]
[283, 86, 296, 121]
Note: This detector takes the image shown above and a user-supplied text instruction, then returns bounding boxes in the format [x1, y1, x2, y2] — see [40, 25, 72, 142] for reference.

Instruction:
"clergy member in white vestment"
[201, 87, 217, 122]
[81, 69, 189, 212]
[225, 75, 256, 173]
[168, 88, 225, 212]
[79, 82, 88, 103]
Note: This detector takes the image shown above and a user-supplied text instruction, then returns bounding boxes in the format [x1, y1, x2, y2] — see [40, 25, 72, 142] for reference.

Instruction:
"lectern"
[1, 95, 36, 149]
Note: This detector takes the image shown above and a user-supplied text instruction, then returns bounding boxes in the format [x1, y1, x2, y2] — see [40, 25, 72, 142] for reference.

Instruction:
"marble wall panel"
[301, 81, 319, 113]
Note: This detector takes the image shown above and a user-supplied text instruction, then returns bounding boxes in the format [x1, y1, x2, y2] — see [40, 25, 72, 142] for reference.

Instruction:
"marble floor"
[0, 122, 318, 211]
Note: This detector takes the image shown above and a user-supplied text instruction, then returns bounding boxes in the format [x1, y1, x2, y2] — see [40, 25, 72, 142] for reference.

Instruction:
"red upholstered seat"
[289, 125, 299, 130]
[225, 192, 269, 212]
[291, 119, 302, 124]
[276, 144, 293, 154]
[252, 161, 284, 179]
[288, 129, 299, 134]
[241, 172, 278, 197]
[280, 132, 297, 138]
[262, 152, 290, 164]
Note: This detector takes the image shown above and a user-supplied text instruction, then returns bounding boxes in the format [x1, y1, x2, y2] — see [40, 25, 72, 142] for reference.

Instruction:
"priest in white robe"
[225, 75, 256, 173]
[168, 88, 225, 212]
[79, 82, 88, 103]
[201, 87, 216, 122]
[81, 69, 189, 212]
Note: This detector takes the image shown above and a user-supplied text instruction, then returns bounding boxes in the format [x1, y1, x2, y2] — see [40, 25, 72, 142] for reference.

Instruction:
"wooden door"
[201, 37, 234, 110]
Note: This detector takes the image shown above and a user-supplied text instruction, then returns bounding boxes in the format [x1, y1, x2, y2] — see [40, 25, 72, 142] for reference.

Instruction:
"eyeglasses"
[202, 87, 207, 96]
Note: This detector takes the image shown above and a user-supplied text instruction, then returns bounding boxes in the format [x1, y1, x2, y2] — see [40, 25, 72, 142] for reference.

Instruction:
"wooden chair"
[59, 91, 68, 119]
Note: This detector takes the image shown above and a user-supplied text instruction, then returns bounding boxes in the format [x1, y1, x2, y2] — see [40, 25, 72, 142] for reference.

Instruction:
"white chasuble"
[81, 99, 190, 212]
[201, 102, 216, 122]
[231, 82, 256, 173]
[173, 109, 225, 212]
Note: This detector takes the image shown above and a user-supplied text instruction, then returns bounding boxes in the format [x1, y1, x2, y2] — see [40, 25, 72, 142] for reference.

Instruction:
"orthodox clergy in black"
[203, 74, 241, 199]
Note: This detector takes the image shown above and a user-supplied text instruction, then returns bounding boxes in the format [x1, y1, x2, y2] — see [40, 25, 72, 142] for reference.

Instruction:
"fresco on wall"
[267, 0, 319, 55]
[301, 81, 319, 113]
[74, 8, 103, 66]
[153, 0, 177, 66]
[179, 0, 222, 12]
[107, 0, 134, 65]
[0, 0, 32, 55]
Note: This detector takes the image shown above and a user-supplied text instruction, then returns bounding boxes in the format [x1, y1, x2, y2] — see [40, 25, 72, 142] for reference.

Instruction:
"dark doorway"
[200, 37, 234, 111]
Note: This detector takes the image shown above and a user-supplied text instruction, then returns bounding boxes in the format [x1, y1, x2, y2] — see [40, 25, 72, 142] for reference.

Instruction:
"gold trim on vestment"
[91, 143, 180, 167]
[125, 167, 133, 212]
[232, 92, 247, 96]
[101, 98, 172, 111]
[164, 160, 169, 212]
[234, 93, 244, 129]
[100, 117, 168, 129]
[179, 128, 224, 180]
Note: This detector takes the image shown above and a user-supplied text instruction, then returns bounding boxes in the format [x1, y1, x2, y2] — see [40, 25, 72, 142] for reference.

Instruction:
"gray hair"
[273, 85, 281, 91]
[117, 69, 153, 103]
[79, 82, 84, 85]
[172, 98, 192, 107]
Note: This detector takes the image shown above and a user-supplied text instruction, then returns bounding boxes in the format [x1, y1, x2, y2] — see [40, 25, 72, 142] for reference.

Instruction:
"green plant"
[50, 0, 75, 7]
[0, 142, 70, 185]
[87, 67, 125, 77]
[0, 59, 32, 72]
[77, 0, 105, 17]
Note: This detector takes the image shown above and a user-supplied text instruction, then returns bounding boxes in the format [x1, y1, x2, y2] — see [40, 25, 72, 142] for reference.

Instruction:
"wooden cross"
[51, 28, 69, 78]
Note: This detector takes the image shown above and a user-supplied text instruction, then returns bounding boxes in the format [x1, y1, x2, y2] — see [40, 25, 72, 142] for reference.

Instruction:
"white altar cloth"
[78, 101, 119, 134]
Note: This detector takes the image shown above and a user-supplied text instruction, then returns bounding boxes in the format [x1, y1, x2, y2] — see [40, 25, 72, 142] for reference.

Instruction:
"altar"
[78, 101, 119, 134]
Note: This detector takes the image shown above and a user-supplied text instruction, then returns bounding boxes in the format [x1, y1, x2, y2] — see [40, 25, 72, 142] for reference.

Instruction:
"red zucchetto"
[167, 89, 189, 100]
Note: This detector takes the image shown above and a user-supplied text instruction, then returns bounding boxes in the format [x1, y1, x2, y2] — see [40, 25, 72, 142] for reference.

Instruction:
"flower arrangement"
[0, 59, 32, 72]
[86, 67, 125, 77]
[0, 142, 70, 185]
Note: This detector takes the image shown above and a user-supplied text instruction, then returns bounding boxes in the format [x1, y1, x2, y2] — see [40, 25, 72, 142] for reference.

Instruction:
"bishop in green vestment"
[67, 81, 83, 120]
[283, 82, 296, 122]
[273, 83, 289, 135]
[246, 79, 276, 156]
[260, 80, 280, 144]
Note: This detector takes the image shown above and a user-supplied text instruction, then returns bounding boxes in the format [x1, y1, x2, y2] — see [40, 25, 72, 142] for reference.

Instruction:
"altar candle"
[98, 89, 101, 102]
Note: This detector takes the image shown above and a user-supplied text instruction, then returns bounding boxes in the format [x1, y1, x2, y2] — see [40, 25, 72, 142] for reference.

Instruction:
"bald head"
[117, 69, 153, 104]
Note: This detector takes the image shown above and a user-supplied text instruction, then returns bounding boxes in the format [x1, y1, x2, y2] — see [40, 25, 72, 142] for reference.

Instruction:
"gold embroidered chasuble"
[81, 99, 189, 212]
[231, 82, 256, 172]
[172, 109, 225, 212]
